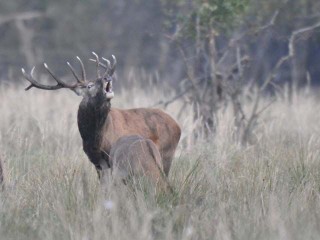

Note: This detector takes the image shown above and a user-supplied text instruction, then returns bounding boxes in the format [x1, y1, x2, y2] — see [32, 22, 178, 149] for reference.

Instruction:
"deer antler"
[66, 56, 87, 83]
[77, 56, 87, 81]
[22, 58, 88, 91]
[91, 52, 101, 78]
[22, 67, 66, 91]
[89, 53, 117, 78]
[109, 55, 117, 75]
[66, 61, 82, 83]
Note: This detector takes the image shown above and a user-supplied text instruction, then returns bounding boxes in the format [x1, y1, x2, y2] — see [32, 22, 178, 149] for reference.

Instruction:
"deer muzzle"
[105, 81, 114, 99]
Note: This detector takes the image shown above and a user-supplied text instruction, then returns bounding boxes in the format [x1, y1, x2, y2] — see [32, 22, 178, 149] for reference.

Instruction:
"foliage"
[162, 0, 250, 39]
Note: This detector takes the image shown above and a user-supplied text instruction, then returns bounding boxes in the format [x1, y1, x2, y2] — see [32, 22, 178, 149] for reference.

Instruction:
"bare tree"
[0, 11, 45, 67]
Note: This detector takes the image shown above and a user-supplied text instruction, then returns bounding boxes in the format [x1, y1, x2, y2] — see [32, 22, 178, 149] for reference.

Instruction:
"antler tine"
[112, 55, 117, 68]
[76, 56, 87, 81]
[24, 66, 37, 90]
[102, 57, 111, 78]
[22, 67, 65, 91]
[89, 53, 116, 77]
[44, 63, 77, 88]
[89, 58, 108, 69]
[102, 57, 111, 68]
[92, 52, 101, 78]
[22, 67, 35, 90]
[67, 61, 82, 83]
[30, 66, 35, 76]
[110, 55, 117, 75]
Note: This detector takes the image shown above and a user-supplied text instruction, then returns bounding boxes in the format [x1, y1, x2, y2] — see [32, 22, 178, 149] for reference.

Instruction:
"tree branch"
[0, 11, 45, 26]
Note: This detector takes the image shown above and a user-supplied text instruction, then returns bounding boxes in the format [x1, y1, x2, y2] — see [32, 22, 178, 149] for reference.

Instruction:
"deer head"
[21, 52, 117, 100]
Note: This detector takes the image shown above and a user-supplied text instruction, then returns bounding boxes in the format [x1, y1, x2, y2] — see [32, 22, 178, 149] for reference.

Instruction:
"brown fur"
[22, 55, 181, 178]
[109, 135, 172, 192]
[78, 96, 181, 177]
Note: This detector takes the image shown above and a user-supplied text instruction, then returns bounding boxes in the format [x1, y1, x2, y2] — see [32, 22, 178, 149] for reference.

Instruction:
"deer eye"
[87, 83, 94, 89]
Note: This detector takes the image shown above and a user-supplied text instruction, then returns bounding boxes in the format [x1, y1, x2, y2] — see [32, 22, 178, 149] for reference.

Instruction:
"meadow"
[0, 76, 320, 240]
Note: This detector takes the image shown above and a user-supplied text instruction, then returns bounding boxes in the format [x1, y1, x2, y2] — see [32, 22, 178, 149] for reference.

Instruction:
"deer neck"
[77, 94, 111, 147]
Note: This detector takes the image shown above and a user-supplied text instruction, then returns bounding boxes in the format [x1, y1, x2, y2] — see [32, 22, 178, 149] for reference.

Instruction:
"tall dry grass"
[0, 78, 320, 240]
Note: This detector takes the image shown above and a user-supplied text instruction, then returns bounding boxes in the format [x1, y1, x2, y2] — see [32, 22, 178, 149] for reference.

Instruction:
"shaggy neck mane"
[77, 94, 111, 147]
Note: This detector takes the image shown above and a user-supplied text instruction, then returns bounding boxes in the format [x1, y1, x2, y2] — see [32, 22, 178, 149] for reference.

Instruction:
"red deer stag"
[110, 135, 172, 192]
[22, 53, 181, 177]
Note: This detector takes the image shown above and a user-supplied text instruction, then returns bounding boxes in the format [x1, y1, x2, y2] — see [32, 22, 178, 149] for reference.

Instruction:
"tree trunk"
[15, 19, 36, 67]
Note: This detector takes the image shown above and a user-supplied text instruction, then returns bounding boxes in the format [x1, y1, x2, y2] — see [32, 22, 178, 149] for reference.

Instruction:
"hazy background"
[1, 0, 320, 88]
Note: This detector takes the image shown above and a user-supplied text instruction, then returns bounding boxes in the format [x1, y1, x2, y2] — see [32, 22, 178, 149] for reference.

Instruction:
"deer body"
[78, 101, 181, 175]
[22, 52, 181, 177]
[109, 135, 172, 192]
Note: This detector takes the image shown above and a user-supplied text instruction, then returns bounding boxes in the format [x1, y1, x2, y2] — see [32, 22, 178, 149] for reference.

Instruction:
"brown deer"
[109, 135, 172, 192]
[22, 53, 181, 177]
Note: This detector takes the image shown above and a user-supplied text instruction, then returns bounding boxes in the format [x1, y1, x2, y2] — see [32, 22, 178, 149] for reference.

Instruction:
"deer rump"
[109, 135, 169, 190]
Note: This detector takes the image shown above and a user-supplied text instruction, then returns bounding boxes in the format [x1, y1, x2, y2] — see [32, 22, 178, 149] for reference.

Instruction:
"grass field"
[0, 80, 320, 240]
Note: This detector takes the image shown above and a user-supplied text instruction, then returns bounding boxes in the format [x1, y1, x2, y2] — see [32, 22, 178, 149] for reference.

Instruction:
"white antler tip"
[43, 63, 48, 68]
[76, 56, 81, 60]
[31, 66, 35, 75]
[21, 68, 25, 73]
[102, 57, 111, 64]
[111, 55, 117, 66]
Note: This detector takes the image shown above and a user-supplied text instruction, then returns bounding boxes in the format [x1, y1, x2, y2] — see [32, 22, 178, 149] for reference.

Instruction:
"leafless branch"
[0, 11, 45, 26]
[151, 86, 192, 108]
[261, 20, 320, 93]
[289, 21, 320, 57]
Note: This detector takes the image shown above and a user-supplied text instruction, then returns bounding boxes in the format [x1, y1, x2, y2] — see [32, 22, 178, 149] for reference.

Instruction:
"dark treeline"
[0, 0, 319, 88]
